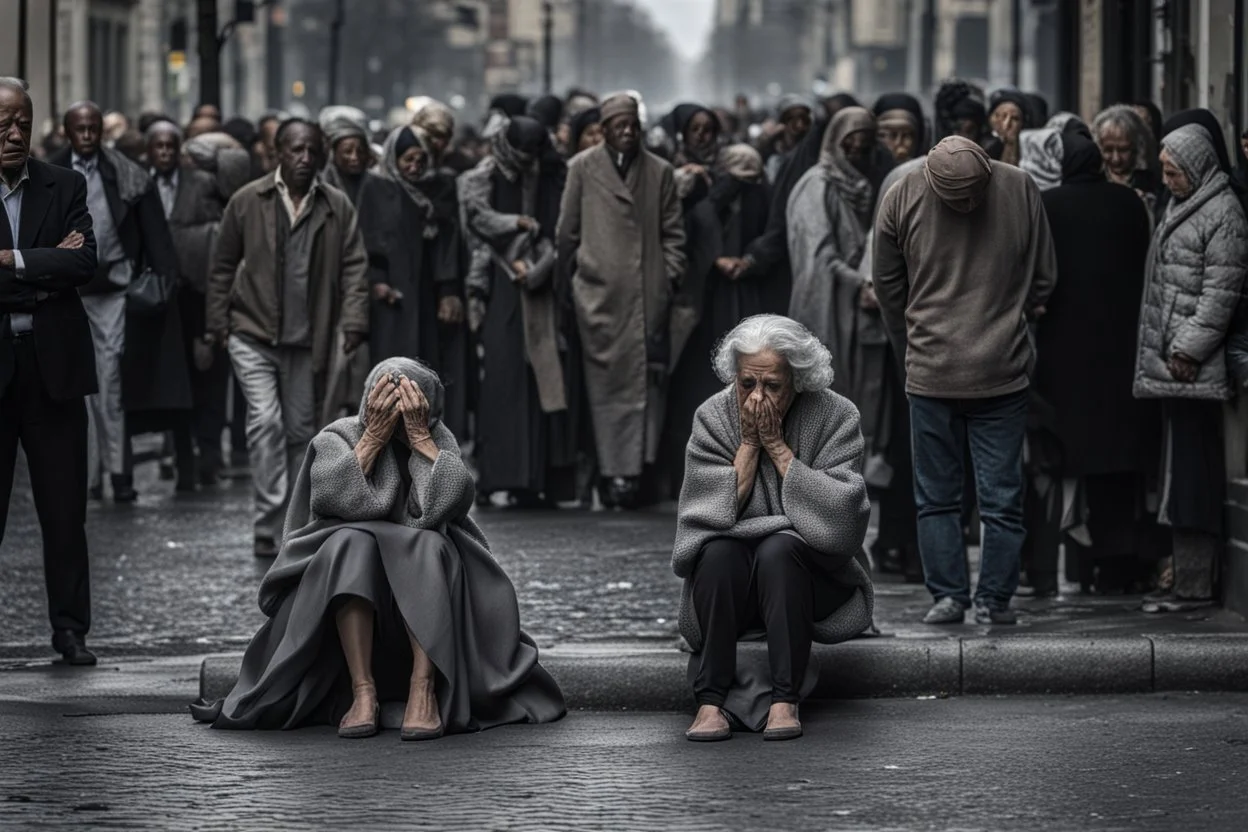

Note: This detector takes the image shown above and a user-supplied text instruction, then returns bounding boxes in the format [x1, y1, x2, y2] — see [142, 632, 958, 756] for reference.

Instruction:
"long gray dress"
[191, 359, 565, 732]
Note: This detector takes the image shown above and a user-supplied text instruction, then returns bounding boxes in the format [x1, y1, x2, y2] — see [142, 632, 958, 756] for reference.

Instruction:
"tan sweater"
[873, 156, 1057, 399]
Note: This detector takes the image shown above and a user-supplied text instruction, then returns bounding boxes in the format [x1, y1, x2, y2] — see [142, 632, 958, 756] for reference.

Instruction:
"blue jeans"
[909, 390, 1028, 609]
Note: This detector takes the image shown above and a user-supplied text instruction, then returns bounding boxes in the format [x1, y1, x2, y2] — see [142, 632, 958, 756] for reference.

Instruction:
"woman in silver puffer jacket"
[1133, 123, 1248, 611]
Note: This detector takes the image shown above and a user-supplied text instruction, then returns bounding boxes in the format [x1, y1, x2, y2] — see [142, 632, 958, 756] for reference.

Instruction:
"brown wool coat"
[206, 172, 370, 376]
[556, 145, 686, 477]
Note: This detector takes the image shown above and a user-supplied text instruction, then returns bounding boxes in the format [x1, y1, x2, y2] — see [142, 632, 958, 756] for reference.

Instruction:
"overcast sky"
[632, 0, 714, 61]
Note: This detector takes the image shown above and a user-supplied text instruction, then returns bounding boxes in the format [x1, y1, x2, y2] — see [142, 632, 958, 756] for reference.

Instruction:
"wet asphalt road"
[0, 694, 1245, 831]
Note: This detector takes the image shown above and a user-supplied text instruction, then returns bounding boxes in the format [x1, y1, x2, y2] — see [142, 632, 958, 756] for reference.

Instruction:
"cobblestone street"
[3, 457, 1246, 662]
[1, 695, 1246, 831]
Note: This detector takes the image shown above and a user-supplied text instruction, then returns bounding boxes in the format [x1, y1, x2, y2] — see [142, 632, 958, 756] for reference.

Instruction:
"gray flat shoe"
[685, 709, 732, 742]
[400, 723, 444, 742]
[923, 597, 967, 624]
[763, 723, 803, 741]
[338, 703, 379, 739]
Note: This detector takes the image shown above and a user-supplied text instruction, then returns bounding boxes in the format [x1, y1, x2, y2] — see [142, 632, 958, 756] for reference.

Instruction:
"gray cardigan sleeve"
[779, 402, 870, 560]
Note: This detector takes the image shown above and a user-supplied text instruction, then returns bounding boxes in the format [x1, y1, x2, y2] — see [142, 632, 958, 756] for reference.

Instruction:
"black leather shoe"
[52, 632, 97, 667]
[111, 474, 138, 504]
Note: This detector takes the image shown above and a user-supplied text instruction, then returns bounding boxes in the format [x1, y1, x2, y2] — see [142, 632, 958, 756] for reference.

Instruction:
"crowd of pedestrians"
[4, 72, 1248, 674]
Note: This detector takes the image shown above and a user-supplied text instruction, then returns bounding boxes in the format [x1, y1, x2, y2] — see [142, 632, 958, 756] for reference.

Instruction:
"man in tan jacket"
[206, 118, 369, 557]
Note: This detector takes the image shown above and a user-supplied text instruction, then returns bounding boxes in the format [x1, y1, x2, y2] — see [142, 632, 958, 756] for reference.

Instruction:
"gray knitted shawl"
[672, 386, 874, 651]
[261, 359, 488, 616]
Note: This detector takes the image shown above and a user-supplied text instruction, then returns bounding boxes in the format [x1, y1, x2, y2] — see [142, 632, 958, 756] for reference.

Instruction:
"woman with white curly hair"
[672, 315, 874, 742]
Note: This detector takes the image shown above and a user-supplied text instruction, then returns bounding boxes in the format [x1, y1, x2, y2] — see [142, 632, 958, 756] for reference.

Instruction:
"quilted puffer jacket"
[1134, 124, 1248, 401]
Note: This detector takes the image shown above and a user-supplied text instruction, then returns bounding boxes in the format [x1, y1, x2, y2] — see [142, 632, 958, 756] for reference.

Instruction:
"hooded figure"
[191, 358, 566, 734]
[1158, 109, 1248, 218]
[376, 126, 469, 437]
[663, 144, 772, 494]
[934, 79, 988, 143]
[985, 87, 1031, 165]
[457, 117, 582, 504]
[1134, 124, 1248, 608]
[1031, 133, 1161, 595]
[785, 108, 876, 399]
[409, 97, 457, 171]
[761, 94, 815, 183]
[318, 105, 414, 423]
[873, 92, 927, 163]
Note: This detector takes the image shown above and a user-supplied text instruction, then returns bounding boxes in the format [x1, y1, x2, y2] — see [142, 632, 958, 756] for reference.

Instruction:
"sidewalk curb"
[198, 634, 1248, 710]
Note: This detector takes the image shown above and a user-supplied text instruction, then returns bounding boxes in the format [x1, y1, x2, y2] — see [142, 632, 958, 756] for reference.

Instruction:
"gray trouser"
[81, 292, 127, 488]
[228, 336, 315, 542]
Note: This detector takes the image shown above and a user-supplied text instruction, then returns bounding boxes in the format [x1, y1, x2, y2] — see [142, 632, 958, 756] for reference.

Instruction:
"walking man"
[873, 135, 1057, 624]
[0, 78, 100, 664]
[556, 93, 686, 508]
[206, 118, 369, 557]
[49, 101, 184, 501]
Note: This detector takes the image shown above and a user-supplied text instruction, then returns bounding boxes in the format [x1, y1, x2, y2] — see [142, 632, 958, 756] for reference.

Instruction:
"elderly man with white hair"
[672, 314, 874, 742]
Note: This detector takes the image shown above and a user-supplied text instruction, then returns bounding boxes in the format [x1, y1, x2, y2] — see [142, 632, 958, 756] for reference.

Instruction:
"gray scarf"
[379, 125, 439, 239]
[819, 106, 877, 227]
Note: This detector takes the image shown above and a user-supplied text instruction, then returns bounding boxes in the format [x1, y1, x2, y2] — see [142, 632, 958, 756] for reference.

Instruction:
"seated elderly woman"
[673, 315, 873, 742]
[192, 358, 565, 739]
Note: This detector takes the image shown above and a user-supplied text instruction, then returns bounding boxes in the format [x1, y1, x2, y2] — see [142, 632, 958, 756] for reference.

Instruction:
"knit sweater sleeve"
[307, 430, 401, 522]
[672, 400, 741, 578]
[779, 396, 870, 560]
[405, 423, 476, 530]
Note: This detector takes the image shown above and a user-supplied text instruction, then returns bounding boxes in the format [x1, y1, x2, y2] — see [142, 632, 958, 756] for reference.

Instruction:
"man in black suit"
[0, 78, 100, 665]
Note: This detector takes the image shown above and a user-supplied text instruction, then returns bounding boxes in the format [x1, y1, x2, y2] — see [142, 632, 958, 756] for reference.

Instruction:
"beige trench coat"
[557, 145, 686, 478]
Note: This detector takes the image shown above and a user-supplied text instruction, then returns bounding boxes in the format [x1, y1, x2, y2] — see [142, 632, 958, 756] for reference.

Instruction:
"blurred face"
[879, 124, 916, 162]
[397, 146, 427, 184]
[990, 102, 1024, 143]
[65, 106, 102, 159]
[333, 136, 368, 177]
[841, 129, 872, 163]
[603, 114, 639, 156]
[257, 118, 280, 173]
[424, 130, 450, 159]
[103, 111, 128, 142]
[782, 107, 812, 144]
[1160, 149, 1192, 198]
[577, 121, 604, 152]
[147, 129, 181, 175]
[1098, 124, 1136, 178]
[735, 350, 795, 420]
[278, 124, 322, 192]
[1240, 136, 1248, 163]
[186, 117, 219, 139]
[0, 87, 33, 176]
[685, 110, 717, 154]
[195, 104, 222, 123]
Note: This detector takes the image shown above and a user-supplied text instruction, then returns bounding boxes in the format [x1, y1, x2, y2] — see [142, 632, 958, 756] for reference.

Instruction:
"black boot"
[111, 473, 138, 503]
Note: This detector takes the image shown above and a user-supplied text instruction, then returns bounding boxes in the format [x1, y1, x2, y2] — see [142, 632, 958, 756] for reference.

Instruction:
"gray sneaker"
[974, 603, 1018, 625]
[923, 597, 967, 624]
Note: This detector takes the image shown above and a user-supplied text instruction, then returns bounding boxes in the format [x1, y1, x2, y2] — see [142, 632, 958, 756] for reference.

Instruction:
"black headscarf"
[1163, 108, 1232, 174]
[489, 94, 529, 118]
[506, 115, 550, 158]
[822, 93, 861, 119]
[935, 79, 987, 141]
[1025, 93, 1050, 130]
[873, 92, 928, 154]
[1060, 133, 1104, 185]
[1133, 100, 1165, 143]
[668, 103, 721, 165]
[989, 88, 1032, 127]
[568, 107, 601, 153]
[525, 95, 564, 131]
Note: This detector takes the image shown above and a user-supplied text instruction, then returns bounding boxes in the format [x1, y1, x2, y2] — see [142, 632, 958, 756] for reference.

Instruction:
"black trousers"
[691, 533, 835, 707]
[0, 335, 90, 641]
[179, 290, 229, 467]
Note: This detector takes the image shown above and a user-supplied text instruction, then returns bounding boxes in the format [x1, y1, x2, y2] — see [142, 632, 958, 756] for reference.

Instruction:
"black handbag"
[125, 266, 174, 316]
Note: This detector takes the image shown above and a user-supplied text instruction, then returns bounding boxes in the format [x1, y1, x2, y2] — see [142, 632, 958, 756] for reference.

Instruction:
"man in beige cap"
[873, 135, 1056, 627]
[557, 93, 686, 509]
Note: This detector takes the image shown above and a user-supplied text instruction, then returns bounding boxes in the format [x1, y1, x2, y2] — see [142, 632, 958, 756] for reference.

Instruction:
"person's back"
[872, 135, 1056, 628]
[874, 137, 1056, 398]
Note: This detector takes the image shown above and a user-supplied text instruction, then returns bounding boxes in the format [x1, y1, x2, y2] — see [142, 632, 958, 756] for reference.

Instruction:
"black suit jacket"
[0, 159, 99, 401]
[47, 146, 180, 296]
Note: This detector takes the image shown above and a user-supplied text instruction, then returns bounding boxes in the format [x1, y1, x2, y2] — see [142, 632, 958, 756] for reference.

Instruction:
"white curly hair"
[712, 314, 834, 392]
